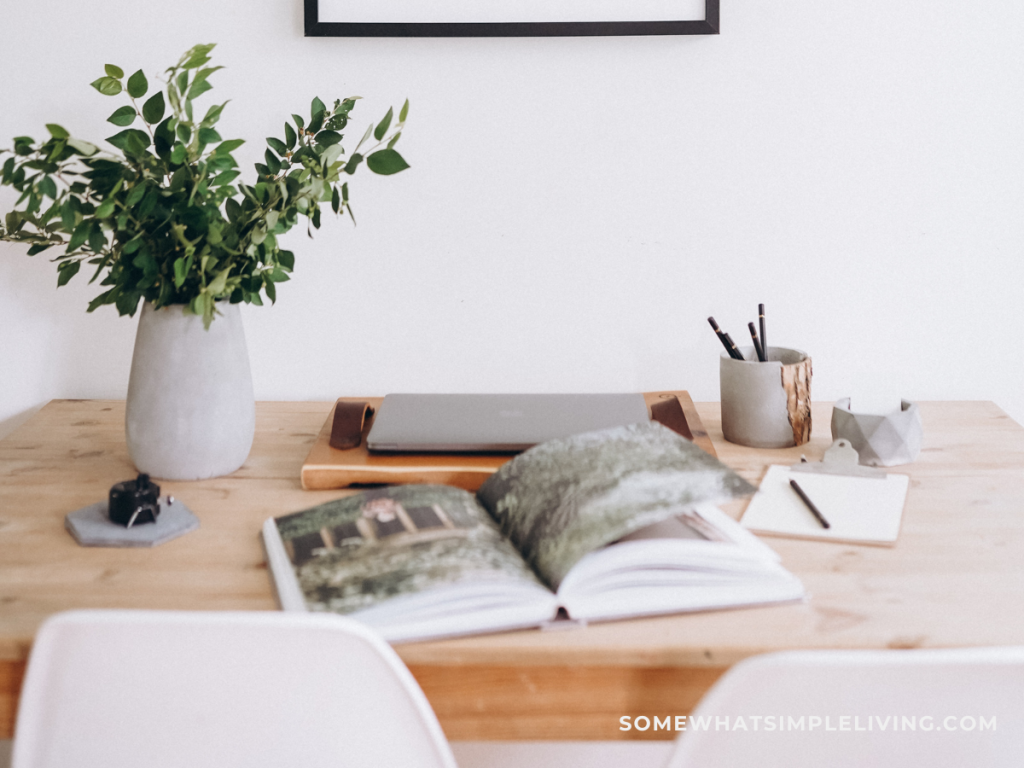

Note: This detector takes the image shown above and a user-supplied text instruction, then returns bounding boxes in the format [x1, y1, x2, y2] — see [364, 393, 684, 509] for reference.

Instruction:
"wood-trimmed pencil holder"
[720, 347, 812, 448]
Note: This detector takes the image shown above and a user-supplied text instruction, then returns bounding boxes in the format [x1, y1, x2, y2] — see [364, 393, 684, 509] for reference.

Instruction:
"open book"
[262, 422, 805, 642]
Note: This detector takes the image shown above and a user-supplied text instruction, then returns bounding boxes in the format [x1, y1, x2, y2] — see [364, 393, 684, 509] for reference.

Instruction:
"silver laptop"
[366, 393, 651, 453]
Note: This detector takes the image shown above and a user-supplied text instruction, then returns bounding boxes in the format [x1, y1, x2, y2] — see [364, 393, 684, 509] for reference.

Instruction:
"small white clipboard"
[741, 441, 910, 547]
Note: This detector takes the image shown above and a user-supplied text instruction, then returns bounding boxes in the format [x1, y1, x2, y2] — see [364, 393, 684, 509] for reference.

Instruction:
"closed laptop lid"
[366, 393, 651, 453]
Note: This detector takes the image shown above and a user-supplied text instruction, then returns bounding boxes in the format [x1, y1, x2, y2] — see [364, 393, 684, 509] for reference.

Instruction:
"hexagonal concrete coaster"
[65, 499, 199, 547]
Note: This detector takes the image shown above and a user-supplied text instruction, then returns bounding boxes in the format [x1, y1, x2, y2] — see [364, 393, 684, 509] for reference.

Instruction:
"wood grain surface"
[2, 399, 1023, 740]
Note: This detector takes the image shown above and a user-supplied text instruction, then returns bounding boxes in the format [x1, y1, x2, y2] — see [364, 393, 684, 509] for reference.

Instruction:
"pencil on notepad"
[789, 479, 830, 529]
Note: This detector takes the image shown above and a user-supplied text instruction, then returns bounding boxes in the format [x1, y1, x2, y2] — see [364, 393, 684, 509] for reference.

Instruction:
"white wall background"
[2, 0, 1022, 439]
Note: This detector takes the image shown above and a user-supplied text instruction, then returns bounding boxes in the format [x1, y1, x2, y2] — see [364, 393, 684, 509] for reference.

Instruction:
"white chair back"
[666, 647, 1024, 768]
[12, 610, 457, 768]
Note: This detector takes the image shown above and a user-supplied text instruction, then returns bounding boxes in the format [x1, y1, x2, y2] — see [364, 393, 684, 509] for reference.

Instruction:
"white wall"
[2, 0, 1023, 439]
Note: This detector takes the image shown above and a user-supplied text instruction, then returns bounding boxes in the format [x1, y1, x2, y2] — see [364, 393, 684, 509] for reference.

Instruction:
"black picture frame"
[304, 0, 719, 38]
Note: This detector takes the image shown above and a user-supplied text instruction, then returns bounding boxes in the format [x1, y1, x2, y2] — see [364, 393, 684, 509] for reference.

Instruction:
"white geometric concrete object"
[830, 398, 923, 467]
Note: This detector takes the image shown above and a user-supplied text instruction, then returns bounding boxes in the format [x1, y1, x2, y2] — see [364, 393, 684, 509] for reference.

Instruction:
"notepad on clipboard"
[741, 465, 910, 547]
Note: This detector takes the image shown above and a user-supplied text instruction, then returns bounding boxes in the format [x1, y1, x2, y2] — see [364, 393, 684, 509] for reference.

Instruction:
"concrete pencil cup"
[720, 347, 812, 448]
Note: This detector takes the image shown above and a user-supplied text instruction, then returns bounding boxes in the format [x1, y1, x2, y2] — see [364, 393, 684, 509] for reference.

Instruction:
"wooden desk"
[2, 400, 1023, 741]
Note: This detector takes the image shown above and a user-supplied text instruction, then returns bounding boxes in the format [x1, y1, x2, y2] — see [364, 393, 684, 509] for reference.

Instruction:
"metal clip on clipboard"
[790, 439, 886, 479]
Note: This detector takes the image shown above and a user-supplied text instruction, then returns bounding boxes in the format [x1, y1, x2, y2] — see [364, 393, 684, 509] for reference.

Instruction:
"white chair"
[12, 610, 458, 768]
[666, 647, 1024, 768]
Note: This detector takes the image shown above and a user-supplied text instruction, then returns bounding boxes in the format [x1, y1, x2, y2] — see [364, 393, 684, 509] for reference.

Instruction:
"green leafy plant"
[0, 43, 409, 327]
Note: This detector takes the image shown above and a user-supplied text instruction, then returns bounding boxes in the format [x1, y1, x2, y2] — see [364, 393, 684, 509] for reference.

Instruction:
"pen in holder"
[720, 347, 812, 448]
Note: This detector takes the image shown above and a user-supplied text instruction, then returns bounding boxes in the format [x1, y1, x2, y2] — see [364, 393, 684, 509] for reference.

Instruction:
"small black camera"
[108, 473, 161, 528]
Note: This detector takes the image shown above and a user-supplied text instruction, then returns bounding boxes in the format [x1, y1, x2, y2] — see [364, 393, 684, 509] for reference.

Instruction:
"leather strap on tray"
[329, 400, 375, 450]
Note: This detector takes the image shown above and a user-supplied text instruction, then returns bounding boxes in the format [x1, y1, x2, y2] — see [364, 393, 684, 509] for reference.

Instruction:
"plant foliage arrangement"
[0, 44, 409, 327]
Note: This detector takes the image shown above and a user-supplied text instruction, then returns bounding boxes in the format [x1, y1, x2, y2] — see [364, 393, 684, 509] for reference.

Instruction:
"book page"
[476, 422, 756, 591]
[272, 484, 548, 616]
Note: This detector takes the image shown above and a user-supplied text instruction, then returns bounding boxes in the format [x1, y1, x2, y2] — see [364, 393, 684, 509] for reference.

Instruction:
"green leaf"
[115, 290, 140, 317]
[104, 64, 124, 79]
[90, 77, 122, 96]
[264, 149, 281, 176]
[292, 114, 305, 130]
[46, 124, 70, 139]
[126, 183, 147, 207]
[315, 130, 342, 148]
[355, 122, 373, 152]
[95, 199, 115, 219]
[213, 138, 244, 156]
[88, 225, 106, 252]
[67, 220, 91, 252]
[57, 260, 81, 286]
[278, 250, 295, 270]
[387, 132, 401, 149]
[173, 257, 187, 287]
[38, 176, 58, 200]
[67, 138, 99, 156]
[322, 143, 343, 168]
[132, 249, 157, 274]
[27, 243, 52, 256]
[142, 91, 165, 124]
[127, 69, 148, 98]
[265, 268, 289, 283]
[225, 198, 242, 222]
[203, 101, 228, 125]
[311, 96, 327, 119]
[207, 266, 231, 295]
[59, 200, 77, 229]
[344, 153, 363, 174]
[267, 137, 288, 155]
[198, 127, 221, 145]
[170, 143, 187, 165]
[308, 109, 325, 135]
[182, 43, 215, 69]
[188, 79, 213, 101]
[211, 170, 240, 186]
[106, 129, 151, 152]
[366, 149, 409, 175]
[284, 122, 296, 150]
[87, 288, 116, 312]
[374, 107, 393, 141]
[169, 166, 190, 192]
[399, 99, 409, 123]
[137, 188, 158, 217]
[264, 277, 276, 303]
[123, 235, 143, 254]
[331, 185, 340, 214]
[107, 106, 137, 127]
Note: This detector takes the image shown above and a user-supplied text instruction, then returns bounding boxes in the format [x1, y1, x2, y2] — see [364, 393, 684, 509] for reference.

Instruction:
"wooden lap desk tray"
[1, 399, 1023, 741]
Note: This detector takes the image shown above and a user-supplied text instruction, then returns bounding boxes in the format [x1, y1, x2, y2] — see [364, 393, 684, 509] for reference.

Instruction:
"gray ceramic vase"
[720, 346, 812, 448]
[831, 398, 923, 467]
[125, 302, 255, 480]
